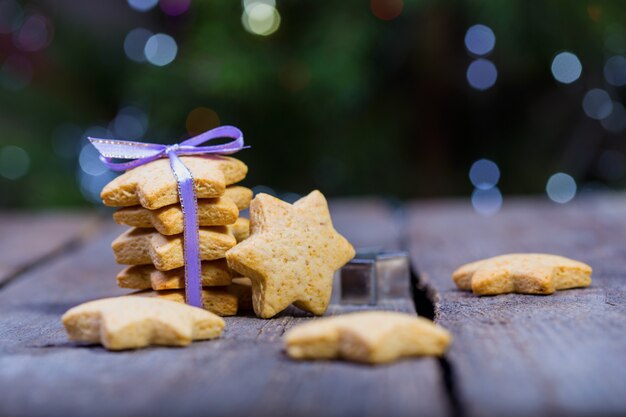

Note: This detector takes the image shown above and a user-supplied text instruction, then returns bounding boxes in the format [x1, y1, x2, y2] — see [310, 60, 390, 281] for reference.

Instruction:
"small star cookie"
[226, 191, 355, 318]
[131, 279, 252, 316]
[452, 253, 592, 295]
[284, 311, 452, 364]
[62, 297, 224, 350]
[113, 186, 252, 235]
[112, 227, 236, 271]
[117, 259, 233, 290]
[101, 156, 247, 209]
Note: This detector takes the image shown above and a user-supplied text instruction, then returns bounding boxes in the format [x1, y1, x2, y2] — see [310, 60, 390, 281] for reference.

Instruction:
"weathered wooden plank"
[0, 201, 448, 417]
[0, 211, 100, 285]
[407, 195, 626, 417]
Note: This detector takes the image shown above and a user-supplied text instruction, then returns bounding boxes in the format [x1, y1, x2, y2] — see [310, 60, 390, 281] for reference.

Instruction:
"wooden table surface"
[1, 196, 625, 417]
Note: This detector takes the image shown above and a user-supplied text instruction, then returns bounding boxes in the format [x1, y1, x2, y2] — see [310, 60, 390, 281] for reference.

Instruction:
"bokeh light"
[600, 101, 626, 133]
[186, 107, 220, 137]
[0, 145, 30, 180]
[546, 172, 576, 203]
[466, 59, 497, 90]
[111, 106, 148, 139]
[79, 143, 108, 177]
[124, 28, 153, 63]
[471, 187, 502, 216]
[582, 88, 613, 120]
[0, 0, 23, 34]
[469, 159, 500, 190]
[13, 14, 52, 52]
[79, 170, 117, 204]
[370, 0, 403, 21]
[160, 0, 191, 16]
[603, 56, 626, 87]
[242, 2, 281, 36]
[551, 52, 582, 84]
[0, 55, 32, 90]
[145, 33, 178, 66]
[464, 24, 495, 56]
[128, 0, 158, 12]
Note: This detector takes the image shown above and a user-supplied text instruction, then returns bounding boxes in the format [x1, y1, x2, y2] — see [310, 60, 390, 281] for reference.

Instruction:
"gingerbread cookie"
[227, 217, 250, 243]
[113, 186, 253, 235]
[101, 156, 247, 209]
[284, 311, 451, 364]
[62, 297, 224, 350]
[226, 191, 355, 318]
[452, 253, 592, 295]
[224, 186, 253, 210]
[112, 227, 236, 271]
[117, 259, 233, 290]
[133, 279, 253, 315]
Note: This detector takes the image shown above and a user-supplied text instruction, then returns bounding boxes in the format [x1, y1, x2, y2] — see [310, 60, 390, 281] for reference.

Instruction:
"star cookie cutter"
[332, 250, 411, 305]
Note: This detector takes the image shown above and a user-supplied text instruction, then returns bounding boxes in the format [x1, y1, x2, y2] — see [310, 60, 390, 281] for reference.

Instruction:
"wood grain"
[0, 211, 100, 286]
[0, 201, 448, 417]
[408, 196, 626, 417]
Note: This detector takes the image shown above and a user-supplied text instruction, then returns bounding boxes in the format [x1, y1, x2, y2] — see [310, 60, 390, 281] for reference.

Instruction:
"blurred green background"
[1, 0, 625, 212]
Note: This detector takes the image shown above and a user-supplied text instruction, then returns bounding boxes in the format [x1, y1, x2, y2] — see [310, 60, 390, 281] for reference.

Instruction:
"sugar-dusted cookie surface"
[101, 156, 248, 209]
[112, 227, 236, 271]
[452, 253, 592, 295]
[226, 191, 355, 318]
[132, 279, 253, 316]
[227, 217, 250, 243]
[117, 259, 233, 290]
[284, 311, 451, 364]
[62, 296, 224, 350]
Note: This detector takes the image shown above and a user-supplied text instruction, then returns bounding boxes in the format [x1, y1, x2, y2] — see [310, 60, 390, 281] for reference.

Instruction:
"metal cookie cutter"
[331, 250, 411, 305]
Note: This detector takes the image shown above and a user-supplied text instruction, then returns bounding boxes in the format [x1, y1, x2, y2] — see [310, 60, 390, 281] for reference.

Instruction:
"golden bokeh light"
[370, 0, 403, 21]
[186, 107, 220, 137]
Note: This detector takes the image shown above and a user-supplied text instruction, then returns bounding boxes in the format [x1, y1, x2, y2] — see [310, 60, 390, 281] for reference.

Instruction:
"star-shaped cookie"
[284, 311, 452, 364]
[101, 156, 247, 209]
[131, 279, 252, 316]
[112, 226, 236, 271]
[113, 186, 252, 235]
[452, 253, 592, 295]
[117, 260, 233, 290]
[226, 190, 355, 318]
[62, 297, 224, 350]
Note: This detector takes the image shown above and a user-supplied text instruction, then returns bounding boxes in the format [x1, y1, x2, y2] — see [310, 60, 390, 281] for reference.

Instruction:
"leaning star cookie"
[226, 191, 355, 318]
[132, 280, 253, 316]
[112, 227, 236, 271]
[62, 296, 224, 350]
[101, 156, 247, 209]
[284, 311, 452, 364]
[117, 259, 233, 290]
[452, 253, 592, 295]
[113, 186, 253, 235]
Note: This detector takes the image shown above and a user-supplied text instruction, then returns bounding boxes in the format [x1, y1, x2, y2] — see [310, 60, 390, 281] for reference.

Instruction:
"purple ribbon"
[89, 126, 246, 308]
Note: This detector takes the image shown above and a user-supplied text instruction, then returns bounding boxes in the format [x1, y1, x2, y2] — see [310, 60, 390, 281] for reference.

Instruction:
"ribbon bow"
[89, 126, 247, 308]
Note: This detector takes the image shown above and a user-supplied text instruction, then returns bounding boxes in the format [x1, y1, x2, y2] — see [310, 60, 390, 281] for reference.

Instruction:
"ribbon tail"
[168, 152, 203, 308]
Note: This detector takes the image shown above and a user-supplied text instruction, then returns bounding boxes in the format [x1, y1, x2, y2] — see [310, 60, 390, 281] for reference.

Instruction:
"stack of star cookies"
[100, 155, 253, 316]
